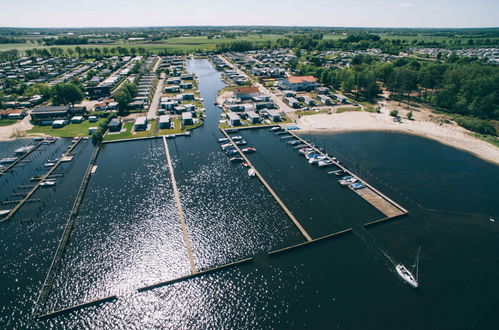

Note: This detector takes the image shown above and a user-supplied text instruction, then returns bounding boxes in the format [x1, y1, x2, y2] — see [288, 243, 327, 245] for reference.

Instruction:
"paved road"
[147, 72, 165, 120]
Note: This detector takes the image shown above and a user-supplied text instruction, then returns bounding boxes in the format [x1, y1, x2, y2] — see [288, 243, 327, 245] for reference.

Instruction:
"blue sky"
[1, 0, 497, 28]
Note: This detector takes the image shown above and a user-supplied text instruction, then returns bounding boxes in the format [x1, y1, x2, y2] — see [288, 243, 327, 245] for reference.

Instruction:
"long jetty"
[1, 139, 82, 223]
[37, 295, 117, 320]
[285, 130, 408, 218]
[33, 143, 101, 317]
[221, 129, 313, 242]
[162, 136, 197, 274]
[0, 142, 43, 176]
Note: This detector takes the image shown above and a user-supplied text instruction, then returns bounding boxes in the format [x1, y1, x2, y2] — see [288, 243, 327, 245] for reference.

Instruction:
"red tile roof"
[233, 87, 260, 94]
[287, 76, 317, 84]
[0, 109, 26, 115]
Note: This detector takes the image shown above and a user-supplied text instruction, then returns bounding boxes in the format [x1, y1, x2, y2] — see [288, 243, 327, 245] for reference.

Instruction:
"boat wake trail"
[352, 225, 397, 267]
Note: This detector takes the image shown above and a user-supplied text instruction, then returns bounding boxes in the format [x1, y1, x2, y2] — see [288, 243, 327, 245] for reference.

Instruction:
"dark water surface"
[0, 60, 498, 329]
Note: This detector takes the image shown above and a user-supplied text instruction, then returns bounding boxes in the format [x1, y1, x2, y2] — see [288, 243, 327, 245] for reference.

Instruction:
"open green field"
[0, 34, 282, 53]
[27, 119, 106, 137]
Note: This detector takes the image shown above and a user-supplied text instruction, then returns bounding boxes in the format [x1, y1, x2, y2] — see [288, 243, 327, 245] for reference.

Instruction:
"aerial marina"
[0, 21, 498, 329]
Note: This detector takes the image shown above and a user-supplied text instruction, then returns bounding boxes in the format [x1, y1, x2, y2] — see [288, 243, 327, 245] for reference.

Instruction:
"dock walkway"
[285, 130, 407, 218]
[33, 143, 100, 316]
[1, 140, 81, 222]
[221, 129, 313, 242]
[162, 136, 197, 274]
[0, 142, 43, 176]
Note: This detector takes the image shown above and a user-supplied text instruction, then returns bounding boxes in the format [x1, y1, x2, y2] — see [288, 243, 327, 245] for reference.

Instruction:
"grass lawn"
[0, 119, 18, 127]
[105, 117, 204, 141]
[184, 119, 204, 131]
[296, 109, 330, 116]
[104, 122, 134, 141]
[158, 119, 183, 135]
[336, 107, 361, 114]
[27, 119, 106, 137]
[103, 121, 158, 141]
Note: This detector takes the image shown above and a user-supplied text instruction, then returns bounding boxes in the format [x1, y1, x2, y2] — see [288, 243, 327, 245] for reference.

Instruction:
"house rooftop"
[233, 87, 260, 94]
[287, 76, 317, 84]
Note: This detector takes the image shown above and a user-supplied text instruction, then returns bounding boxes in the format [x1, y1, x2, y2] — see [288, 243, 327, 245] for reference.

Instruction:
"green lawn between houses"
[26, 119, 107, 137]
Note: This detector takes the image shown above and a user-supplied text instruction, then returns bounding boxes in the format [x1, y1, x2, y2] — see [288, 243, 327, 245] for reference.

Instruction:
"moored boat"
[0, 210, 11, 217]
[229, 157, 244, 163]
[40, 180, 56, 187]
[0, 157, 17, 164]
[241, 147, 256, 154]
[248, 168, 256, 177]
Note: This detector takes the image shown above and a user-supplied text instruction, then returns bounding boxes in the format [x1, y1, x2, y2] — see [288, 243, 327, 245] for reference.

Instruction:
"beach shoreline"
[295, 110, 499, 166]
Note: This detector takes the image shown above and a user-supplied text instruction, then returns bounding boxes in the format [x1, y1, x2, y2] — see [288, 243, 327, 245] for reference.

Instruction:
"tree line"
[297, 55, 498, 135]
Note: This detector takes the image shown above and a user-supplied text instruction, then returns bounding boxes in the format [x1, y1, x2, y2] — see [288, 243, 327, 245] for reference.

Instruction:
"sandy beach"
[295, 107, 499, 166]
[0, 116, 34, 141]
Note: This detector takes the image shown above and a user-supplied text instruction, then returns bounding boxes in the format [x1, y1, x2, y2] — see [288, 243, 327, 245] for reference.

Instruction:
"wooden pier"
[285, 130, 408, 218]
[33, 143, 99, 316]
[221, 129, 313, 242]
[138, 257, 253, 293]
[0, 142, 43, 176]
[37, 295, 117, 320]
[1, 139, 82, 223]
[162, 136, 197, 274]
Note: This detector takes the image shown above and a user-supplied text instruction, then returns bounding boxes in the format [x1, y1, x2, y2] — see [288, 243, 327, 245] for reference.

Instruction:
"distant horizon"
[1, 0, 498, 28]
[1, 25, 499, 30]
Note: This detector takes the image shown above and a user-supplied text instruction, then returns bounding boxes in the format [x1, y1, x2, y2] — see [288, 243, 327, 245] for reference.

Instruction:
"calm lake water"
[0, 59, 498, 329]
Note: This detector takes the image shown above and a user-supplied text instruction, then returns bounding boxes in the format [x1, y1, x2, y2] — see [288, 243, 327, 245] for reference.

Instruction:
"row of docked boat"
[277, 129, 367, 191]
[0, 144, 38, 165]
[217, 136, 257, 176]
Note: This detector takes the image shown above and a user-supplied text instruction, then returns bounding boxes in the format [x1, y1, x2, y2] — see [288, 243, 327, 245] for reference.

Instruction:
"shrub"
[454, 116, 496, 136]
[390, 110, 399, 117]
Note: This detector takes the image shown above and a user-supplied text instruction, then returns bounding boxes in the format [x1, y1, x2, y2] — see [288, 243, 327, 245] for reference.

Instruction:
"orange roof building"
[232, 86, 260, 100]
[282, 76, 318, 91]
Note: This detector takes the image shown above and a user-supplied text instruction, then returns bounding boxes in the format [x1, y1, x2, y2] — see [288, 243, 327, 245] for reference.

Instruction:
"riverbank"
[296, 109, 499, 166]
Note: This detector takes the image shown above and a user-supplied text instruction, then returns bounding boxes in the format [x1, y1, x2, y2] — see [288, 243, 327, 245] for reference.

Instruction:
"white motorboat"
[40, 180, 56, 187]
[248, 168, 256, 177]
[0, 210, 11, 217]
[0, 157, 18, 164]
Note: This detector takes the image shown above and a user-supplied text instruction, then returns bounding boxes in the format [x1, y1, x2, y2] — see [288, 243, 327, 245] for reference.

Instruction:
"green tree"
[51, 83, 84, 106]
[24, 83, 51, 100]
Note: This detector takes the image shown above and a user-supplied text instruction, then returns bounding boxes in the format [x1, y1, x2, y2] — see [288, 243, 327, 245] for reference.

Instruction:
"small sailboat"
[396, 247, 421, 288]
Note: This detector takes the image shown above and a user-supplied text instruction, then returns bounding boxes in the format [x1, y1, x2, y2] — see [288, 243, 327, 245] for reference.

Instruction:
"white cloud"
[397, 2, 416, 7]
